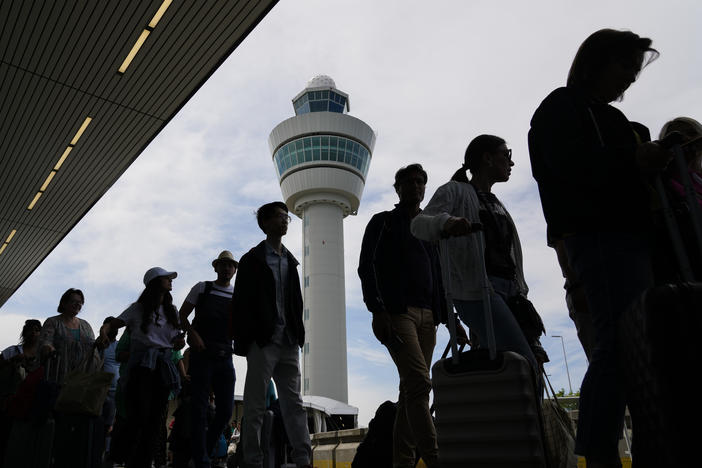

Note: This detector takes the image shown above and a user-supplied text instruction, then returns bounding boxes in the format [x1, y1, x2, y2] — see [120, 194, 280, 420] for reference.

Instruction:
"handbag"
[506, 294, 545, 342]
[54, 346, 113, 416]
[541, 371, 578, 468]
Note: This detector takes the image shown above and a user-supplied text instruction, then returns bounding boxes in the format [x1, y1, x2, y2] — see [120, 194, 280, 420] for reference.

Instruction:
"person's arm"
[178, 301, 195, 333]
[358, 214, 396, 344]
[97, 317, 125, 348]
[39, 317, 57, 357]
[115, 330, 131, 363]
[411, 183, 478, 241]
[357, 213, 388, 315]
[179, 287, 206, 351]
[176, 357, 188, 380]
[231, 254, 254, 355]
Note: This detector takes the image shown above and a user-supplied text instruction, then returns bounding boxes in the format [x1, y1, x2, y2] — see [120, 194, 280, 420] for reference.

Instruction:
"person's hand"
[455, 321, 469, 347]
[182, 374, 191, 383]
[442, 217, 480, 237]
[187, 329, 205, 352]
[173, 334, 186, 350]
[371, 311, 392, 344]
[636, 141, 672, 174]
[40, 344, 55, 358]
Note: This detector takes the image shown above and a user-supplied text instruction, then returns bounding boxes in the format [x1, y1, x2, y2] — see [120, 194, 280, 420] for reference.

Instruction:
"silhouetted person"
[412, 136, 543, 376]
[232, 202, 312, 468]
[179, 250, 238, 468]
[99, 267, 185, 468]
[358, 164, 466, 468]
[528, 29, 670, 468]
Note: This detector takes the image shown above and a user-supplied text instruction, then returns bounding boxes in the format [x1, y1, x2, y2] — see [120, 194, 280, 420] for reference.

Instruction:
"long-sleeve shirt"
[411, 181, 528, 301]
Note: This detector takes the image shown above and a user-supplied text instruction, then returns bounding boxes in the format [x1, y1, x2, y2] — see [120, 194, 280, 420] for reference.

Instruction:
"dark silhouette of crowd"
[1, 27, 700, 468]
[0, 203, 314, 468]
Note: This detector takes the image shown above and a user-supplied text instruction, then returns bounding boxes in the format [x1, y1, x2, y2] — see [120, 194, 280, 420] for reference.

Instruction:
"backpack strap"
[196, 281, 214, 309]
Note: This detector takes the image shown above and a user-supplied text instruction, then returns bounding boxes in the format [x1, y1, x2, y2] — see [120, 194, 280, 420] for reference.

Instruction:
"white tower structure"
[268, 75, 376, 404]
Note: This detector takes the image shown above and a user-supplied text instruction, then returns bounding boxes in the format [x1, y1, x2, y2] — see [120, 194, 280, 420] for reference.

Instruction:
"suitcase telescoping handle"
[441, 230, 496, 364]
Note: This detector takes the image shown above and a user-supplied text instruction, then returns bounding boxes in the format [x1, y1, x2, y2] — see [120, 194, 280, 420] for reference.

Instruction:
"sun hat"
[212, 250, 238, 268]
[143, 267, 177, 286]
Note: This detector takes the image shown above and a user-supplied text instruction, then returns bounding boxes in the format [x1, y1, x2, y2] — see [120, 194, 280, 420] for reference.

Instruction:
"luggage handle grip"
[441, 231, 496, 364]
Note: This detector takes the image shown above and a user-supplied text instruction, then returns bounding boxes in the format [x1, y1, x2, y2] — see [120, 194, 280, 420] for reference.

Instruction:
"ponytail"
[461, 134, 506, 177]
[450, 166, 469, 183]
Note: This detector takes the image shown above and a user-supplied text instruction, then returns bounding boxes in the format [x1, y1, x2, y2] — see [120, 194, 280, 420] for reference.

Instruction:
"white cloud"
[348, 338, 394, 367]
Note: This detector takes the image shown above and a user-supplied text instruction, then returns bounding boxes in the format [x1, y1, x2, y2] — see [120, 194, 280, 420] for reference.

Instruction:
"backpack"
[351, 400, 397, 467]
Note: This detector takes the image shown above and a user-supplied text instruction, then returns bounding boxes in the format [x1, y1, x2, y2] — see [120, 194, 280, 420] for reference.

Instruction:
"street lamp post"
[552, 335, 573, 394]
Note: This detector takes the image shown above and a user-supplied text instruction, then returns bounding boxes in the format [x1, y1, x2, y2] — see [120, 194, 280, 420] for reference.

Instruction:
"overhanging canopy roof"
[0, 0, 278, 308]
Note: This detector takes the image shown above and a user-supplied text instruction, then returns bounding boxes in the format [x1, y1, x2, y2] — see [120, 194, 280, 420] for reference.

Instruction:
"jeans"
[190, 351, 236, 468]
[386, 307, 438, 468]
[564, 232, 653, 463]
[241, 342, 311, 468]
[453, 283, 538, 373]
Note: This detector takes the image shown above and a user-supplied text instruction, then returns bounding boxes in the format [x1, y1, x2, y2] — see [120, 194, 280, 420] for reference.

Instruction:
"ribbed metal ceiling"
[0, 0, 278, 307]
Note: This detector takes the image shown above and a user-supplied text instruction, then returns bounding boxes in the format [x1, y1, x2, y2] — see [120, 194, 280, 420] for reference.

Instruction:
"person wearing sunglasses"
[411, 135, 545, 379]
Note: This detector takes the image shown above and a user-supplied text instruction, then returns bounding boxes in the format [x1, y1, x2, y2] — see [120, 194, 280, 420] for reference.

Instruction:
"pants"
[241, 342, 311, 468]
[554, 239, 595, 360]
[190, 351, 236, 468]
[124, 366, 170, 468]
[564, 232, 653, 464]
[102, 389, 117, 453]
[453, 289, 538, 373]
[386, 307, 438, 468]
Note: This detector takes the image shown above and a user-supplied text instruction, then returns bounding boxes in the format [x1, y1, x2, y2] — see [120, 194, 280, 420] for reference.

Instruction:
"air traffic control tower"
[268, 75, 376, 403]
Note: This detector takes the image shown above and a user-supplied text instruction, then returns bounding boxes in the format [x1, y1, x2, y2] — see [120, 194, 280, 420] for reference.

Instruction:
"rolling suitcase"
[618, 142, 702, 467]
[432, 233, 546, 468]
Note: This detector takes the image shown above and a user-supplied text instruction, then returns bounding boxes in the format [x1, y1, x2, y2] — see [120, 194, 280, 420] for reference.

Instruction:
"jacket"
[231, 241, 305, 356]
[410, 181, 528, 301]
[358, 205, 447, 325]
[528, 86, 651, 240]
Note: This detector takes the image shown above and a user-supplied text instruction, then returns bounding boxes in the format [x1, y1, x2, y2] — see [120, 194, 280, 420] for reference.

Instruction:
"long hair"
[567, 29, 658, 92]
[450, 134, 506, 182]
[20, 319, 41, 346]
[136, 278, 179, 334]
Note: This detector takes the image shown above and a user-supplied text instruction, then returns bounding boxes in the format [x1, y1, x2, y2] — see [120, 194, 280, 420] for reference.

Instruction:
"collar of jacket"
[251, 240, 300, 268]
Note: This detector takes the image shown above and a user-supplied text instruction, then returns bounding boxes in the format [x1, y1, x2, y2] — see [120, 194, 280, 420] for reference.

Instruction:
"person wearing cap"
[178, 250, 238, 468]
[231, 201, 312, 468]
[99, 266, 185, 468]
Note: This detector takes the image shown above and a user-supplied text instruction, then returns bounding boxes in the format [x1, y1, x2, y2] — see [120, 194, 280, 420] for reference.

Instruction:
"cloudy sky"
[2, 0, 700, 426]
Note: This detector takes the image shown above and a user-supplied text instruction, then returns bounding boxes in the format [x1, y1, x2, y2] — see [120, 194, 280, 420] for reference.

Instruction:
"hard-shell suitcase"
[432, 233, 546, 468]
[619, 143, 702, 467]
[619, 283, 701, 467]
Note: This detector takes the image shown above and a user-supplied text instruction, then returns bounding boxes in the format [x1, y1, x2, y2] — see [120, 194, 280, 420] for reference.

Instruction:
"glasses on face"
[67, 300, 83, 307]
[496, 149, 512, 161]
[278, 213, 292, 223]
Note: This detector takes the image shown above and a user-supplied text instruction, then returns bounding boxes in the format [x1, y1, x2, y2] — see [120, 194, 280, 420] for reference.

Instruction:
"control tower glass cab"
[268, 75, 376, 404]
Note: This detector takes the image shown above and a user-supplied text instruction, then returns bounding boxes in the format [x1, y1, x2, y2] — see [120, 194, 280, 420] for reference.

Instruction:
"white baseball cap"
[143, 267, 177, 286]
